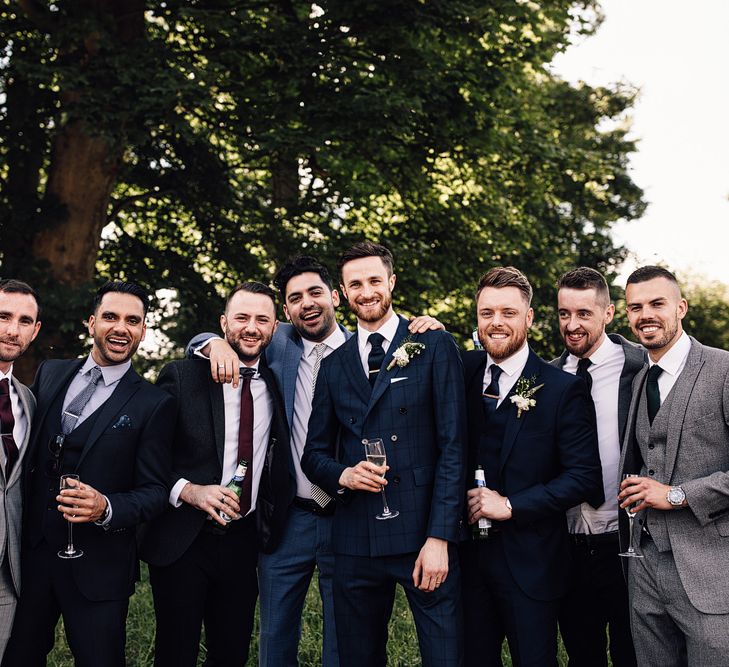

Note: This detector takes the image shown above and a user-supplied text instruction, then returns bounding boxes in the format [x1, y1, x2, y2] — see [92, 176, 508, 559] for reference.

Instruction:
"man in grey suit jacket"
[619, 266, 729, 666]
[553, 267, 643, 667]
[0, 279, 41, 661]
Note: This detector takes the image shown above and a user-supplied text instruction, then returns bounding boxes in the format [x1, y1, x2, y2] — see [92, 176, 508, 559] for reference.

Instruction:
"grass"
[49, 565, 572, 666]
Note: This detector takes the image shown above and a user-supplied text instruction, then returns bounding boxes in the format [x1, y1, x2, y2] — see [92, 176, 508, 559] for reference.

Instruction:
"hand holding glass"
[363, 439, 399, 520]
[58, 474, 84, 559]
[619, 473, 643, 559]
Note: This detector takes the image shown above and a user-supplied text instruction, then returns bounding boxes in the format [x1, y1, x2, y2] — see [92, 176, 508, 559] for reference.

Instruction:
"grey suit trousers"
[0, 557, 17, 662]
[629, 538, 729, 667]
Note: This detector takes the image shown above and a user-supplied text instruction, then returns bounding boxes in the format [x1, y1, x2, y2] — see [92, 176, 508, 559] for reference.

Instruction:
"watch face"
[668, 487, 685, 505]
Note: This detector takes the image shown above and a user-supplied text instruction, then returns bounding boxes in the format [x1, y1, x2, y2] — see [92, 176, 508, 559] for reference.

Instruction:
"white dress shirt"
[356, 311, 400, 378]
[170, 360, 273, 517]
[0, 365, 28, 462]
[481, 342, 530, 406]
[563, 335, 625, 534]
[651, 331, 691, 403]
[291, 327, 346, 498]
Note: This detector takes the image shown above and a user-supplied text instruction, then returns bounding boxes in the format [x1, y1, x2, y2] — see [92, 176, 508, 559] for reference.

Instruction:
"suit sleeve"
[184, 332, 220, 359]
[155, 363, 188, 489]
[681, 366, 729, 525]
[427, 333, 467, 543]
[301, 362, 347, 496]
[509, 378, 604, 524]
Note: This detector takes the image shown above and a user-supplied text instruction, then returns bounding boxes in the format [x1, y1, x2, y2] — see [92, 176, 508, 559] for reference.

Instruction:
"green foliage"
[1, 1, 645, 367]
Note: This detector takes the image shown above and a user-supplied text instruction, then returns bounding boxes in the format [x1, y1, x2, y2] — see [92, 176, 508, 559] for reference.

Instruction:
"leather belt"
[570, 530, 619, 547]
[293, 496, 335, 517]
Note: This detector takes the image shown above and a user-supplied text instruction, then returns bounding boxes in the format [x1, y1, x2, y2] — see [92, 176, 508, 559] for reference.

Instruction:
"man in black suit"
[553, 267, 644, 667]
[139, 281, 291, 667]
[461, 266, 602, 667]
[4, 281, 175, 667]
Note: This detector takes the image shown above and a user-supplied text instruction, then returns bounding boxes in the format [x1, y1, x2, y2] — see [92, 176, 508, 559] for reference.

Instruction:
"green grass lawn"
[49, 565, 572, 666]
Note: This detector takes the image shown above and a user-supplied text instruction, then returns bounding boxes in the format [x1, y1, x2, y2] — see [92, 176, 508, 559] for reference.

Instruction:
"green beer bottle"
[219, 459, 248, 523]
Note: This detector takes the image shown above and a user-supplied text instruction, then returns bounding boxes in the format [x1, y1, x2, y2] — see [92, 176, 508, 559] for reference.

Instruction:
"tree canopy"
[1, 1, 646, 378]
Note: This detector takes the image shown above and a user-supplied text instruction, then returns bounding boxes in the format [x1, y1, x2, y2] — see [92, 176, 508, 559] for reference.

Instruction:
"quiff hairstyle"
[557, 267, 610, 306]
[476, 267, 533, 305]
[225, 281, 277, 312]
[337, 242, 394, 278]
[626, 265, 680, 289]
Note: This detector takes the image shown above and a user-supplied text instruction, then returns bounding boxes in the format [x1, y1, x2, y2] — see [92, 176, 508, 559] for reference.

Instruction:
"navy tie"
[367, 333, 385, 386]
[482, 365, 503, 421]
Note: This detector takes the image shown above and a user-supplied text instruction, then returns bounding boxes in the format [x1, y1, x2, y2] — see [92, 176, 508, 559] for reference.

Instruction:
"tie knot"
[368, 333, 385, 350]
[88, 366, 103, 385]
[577, 358, 592, 373]
[647, 364, 663, 382]
[313, 342, 327, 359]
[489, 364, 503, 383]
[0, 378, 9, 396]
[240, 367, 256, 381]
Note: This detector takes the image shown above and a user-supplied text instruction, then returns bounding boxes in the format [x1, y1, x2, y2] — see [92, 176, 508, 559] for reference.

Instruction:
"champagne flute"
[58, 474, 84, 559]
[363, 439, 399, 520]
[619, 473, 644, 559]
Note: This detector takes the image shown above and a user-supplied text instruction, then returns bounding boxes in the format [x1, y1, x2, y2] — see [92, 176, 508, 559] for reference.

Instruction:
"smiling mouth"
[488, 332, 509, 340]
[639, 324, 661, 334]
[107, 336, 130, 350]
[301, 310, 322, 323]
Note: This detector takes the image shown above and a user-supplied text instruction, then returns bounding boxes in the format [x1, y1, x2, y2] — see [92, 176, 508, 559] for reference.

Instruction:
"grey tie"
[61, 366, 103, 435]
[310, 343, 332, 509]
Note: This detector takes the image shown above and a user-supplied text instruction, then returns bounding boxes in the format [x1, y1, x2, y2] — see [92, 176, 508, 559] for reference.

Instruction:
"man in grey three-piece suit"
[0, 279, 41, 661]
[619, 266, 729, 666]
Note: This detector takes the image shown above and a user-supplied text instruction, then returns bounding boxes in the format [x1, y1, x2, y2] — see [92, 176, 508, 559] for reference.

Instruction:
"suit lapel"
[8, 379, 34, 486]
[663, 340, 703, 482]
[620, 364, 648, 475]
[341, 334, 371, 407]
[208, 373, 226, 468]
[282, 335, 304, 429]
[364, 317, 410, 422]
[499, 350, 541, 474]
[615, 335, 647, 446]
[77, 368, 141, 467]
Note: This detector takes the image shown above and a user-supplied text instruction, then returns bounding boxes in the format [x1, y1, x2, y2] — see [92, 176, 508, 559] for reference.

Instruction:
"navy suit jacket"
[463, 349, 602, 601]
[302, 316, 467, 557]
[24, 358, 174, 601]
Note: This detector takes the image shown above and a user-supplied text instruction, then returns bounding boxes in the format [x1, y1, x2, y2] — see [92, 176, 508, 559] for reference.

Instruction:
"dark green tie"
[646, 364, 663, 424]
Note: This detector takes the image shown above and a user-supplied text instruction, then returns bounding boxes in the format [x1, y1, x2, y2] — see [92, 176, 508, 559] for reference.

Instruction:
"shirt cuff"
[192, 337, 223, 360]
[94, 495, 113, 528]
[170, 478, 190, 507]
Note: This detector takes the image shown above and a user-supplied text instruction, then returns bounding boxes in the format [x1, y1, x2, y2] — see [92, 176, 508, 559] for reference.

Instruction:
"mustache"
[636, 319, 661, 328]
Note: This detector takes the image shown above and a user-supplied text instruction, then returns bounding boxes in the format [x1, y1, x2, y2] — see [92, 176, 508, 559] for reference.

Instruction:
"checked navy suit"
[461, 348, 602, 667]
[302, 315, 467, 667]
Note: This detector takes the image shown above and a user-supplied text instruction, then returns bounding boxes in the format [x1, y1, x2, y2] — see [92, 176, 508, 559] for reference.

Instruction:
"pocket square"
[111, 414, 132, 429]
[390, 377, 408, 384]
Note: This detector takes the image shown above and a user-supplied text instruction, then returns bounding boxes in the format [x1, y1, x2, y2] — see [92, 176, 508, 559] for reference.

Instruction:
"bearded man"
[139, 281, 291, 667]
[460, 266, 602, 667]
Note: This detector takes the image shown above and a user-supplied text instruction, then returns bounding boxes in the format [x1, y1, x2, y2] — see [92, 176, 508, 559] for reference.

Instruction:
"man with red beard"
[140, 281, 292, 667]
[553, 267, 643, 667]
[302, 242, 466, 667]
[460, 266, 602, 667]
[618, 267, 729, 666]
[4, 281, 174, 667]
[0, 279, 40, 662]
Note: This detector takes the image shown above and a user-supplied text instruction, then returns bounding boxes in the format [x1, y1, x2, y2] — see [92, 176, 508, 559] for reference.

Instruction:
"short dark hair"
[225, 281, 277, 312]
[337, 242, 394, 278]
[93, 281, 150, 316]
[0, 278, 41, 320]
[476, 267, 533, 305]
[273, 256, 334, 300]
[626, 265, 679, 288]
[557, 267, 610, 305]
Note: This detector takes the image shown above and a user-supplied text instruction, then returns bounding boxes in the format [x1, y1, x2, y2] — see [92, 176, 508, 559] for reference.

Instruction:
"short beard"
[349, 293, 392, 324]
[639, 318, 679, 350]
[482, 328, 527, 362]
[227, 331, 271, 362]
[295, 309, 336, 342]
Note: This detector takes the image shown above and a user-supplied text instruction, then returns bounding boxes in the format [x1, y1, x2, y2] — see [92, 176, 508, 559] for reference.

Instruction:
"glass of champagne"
[58, 474, 84, 559]
[619, 473, 644, 559]
[363, 439, 399, 520]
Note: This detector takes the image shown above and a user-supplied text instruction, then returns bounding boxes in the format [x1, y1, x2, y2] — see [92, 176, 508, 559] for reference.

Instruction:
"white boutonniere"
[387, 337, 425, 371]
[509, 376, 544, 418]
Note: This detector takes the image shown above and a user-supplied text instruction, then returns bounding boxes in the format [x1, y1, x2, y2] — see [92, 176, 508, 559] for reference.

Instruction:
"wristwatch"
[666, 486, 686, 507]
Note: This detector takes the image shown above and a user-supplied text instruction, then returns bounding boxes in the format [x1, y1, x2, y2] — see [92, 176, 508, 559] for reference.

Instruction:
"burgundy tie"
[237, 368, 256, 515]
[0, 379, 19, 476]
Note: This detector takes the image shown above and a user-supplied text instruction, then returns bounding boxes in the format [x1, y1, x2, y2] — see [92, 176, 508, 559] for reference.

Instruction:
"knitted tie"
[646, 365, 663, 425]
[576, 357, 593, 394]
[0, 379, 18, 476]
[482, 365, 503, 421]
[310, 343, 332, 508]
[61, 366, 103, 435]
[367, 333, 385, 386]
[237, 367, 256, 515]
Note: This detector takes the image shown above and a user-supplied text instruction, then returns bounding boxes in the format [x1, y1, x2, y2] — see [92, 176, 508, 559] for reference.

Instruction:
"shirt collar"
[357, 311, 399, 351]
[302, 325, 347, 357]
[0, 366, 12, 382]
[83, 355, 130, 387]
[487, 341, 529, 378]
[567, 333, 622, 369]
[650, 331, 691, 376]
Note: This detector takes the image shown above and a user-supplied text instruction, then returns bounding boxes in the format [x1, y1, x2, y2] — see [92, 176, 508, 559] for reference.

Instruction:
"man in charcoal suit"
[552, 267, 643, 667]
[0, 279, 41, 661]
[302, 242, 466, 667]
[140, 281, 292, 667]
[4, 281, 174, 667]
[461, 266, 603, 667]
[618, 266, 729, 666]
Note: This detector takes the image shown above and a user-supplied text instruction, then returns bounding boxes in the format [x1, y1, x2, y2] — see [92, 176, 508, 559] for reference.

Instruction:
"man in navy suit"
[187, 256, 443, 667]
[302, 242, 466, 667]
[461, 267, 602, 667]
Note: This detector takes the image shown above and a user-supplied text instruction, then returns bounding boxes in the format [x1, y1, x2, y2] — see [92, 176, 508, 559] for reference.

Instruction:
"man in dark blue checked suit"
[302, 242, 467, 667]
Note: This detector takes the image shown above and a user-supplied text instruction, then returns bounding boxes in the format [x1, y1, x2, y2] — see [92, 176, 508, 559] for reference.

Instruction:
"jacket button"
[399, 407, 407, 414]
[648, 469, 655, 476]
[393, 476, 401, 484]
[361, 439, 368, 445]
[391, 435, 398, 442]
[648, 444, 655, 450]
[350, 417, 357, 424]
